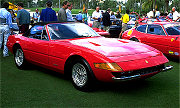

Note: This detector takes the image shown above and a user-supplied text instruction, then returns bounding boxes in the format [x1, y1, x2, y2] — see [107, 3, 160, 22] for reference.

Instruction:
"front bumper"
[112, 65, 173, 81]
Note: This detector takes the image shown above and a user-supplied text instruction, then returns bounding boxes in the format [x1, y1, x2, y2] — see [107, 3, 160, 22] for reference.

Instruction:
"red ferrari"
[92, 28, 110, 37]
[122, 22, 180, 59]
[7, 22, 172, 91]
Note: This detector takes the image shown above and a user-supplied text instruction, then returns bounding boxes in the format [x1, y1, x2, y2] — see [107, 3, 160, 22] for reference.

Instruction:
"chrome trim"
[162, 65, 173, 72]
[112, 74, 140, 81]
[112, 65, 173, 81]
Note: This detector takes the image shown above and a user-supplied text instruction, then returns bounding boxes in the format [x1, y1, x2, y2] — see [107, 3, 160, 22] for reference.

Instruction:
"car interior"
[27, 25, 49, 41]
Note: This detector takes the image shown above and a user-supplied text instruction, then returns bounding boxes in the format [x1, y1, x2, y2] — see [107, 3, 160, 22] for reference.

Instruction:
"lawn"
[0, 53, 179, 108]
[28, 8, 95, 16]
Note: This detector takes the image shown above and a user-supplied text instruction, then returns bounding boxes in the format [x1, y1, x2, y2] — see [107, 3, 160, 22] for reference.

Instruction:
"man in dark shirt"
[58, 1, 69, 22]
[116, 11, 121, 18]
[40, 1, 57, 22]
[16, 2, 30, 34]
[102, 8, 111, 32]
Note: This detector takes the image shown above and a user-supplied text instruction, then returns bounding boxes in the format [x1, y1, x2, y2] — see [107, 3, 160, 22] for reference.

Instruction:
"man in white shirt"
[66, 3, 74, 21]
[172, 7, 180, 21]
[92, 6, 102, 28]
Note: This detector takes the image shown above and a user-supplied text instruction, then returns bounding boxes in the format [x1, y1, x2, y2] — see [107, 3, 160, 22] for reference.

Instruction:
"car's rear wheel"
[14, 47, 27, 69]
[71, 60, 93, 91]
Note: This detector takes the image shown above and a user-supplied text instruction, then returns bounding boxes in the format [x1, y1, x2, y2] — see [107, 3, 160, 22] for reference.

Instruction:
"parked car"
[88, 17, 122, 38]
[109, 18, 122, 38]
[7, 22, 172, 91]
[122, 22, 180, 59]
[92, 28, 110, 37]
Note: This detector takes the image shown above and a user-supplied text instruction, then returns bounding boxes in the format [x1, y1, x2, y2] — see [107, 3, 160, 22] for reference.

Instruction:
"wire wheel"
[72, 63, 88, 87]
[15, 48, 24, 67]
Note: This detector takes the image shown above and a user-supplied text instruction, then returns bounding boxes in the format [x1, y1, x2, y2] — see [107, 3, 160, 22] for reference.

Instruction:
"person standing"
[16, 2, 30, 34]
[172, 7, 180, 21]
[102, 8, 111, 32]
[76, 11, 83, 22]
[82, 9, 88, 25]
[66, 3, 74, 21]
[110, 11, 116, 19]
[0, 2, 13, 57]
[40, 1, 57, 22]
[116, 11, 121, 18]
[167, 11, 173, 19]
[32, 9, 40, 23]
[92, 6, 102, 28]
[58, 1, 69, 22]
[119, 9, 129, 38]
[155, 9, 160, 18]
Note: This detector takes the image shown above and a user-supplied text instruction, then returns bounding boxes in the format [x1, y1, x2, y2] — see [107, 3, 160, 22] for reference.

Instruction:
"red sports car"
[7, 22, 172, 91]
[122, 22, 180, 59]
[92, 28, 110, 37]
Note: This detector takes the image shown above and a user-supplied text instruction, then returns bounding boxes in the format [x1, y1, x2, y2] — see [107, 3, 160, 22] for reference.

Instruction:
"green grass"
[0, 52, 179, 107]
[28, 8, 95, 16]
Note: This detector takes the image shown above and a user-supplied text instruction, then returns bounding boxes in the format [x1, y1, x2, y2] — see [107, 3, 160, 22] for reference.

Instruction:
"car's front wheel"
[130, 37, 139, 42]
[14, 47, 27, 69]
[71, 60, 94, 91]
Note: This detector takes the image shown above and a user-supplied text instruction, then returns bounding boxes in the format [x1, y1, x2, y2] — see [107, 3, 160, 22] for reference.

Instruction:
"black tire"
[130, 38, 139, 42]
[71, 60, 94, 91]
[14, 47, 27, 69]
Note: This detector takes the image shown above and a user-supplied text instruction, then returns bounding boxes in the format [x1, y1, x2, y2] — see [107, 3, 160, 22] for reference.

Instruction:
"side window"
[147, 25, 165, 35]
[136, 25, 147, 33]
[166, 27, 180, 35]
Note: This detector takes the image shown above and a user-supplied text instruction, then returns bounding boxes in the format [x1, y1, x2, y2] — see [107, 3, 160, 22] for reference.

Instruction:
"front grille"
[112, 64, 165, 78]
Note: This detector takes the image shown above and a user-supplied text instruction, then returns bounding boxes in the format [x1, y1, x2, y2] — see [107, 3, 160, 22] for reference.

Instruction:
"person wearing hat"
[16, 2, 30, 34]
[0, 2, 13, 57]
[76, 11, 83, 22]
[102, 8, 111, 32]
[40, 1, 57, 22]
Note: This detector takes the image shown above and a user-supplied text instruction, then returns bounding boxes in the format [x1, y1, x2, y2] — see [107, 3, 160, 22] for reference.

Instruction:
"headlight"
[94, 63, 123, 71]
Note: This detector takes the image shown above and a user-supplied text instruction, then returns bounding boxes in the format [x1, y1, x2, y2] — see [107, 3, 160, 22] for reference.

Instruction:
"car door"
[26, 27, 49, 65]
[164, 25, 180, 56]
[143, 24, 172, 54]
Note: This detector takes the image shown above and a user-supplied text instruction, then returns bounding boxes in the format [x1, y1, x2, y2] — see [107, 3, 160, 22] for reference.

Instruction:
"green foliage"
[125, 0, 176, 15]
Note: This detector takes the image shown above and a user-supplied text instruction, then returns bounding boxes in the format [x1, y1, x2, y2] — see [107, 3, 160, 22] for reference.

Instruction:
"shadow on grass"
[24, 63, 150, 93]
[167, 57, 180, 63]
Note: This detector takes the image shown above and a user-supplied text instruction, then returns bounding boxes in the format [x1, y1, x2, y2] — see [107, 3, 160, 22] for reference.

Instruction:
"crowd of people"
[0, 0, 180, 57]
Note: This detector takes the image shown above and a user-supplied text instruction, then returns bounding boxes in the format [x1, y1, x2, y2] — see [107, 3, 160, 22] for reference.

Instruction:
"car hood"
[70, 37, 156, 57]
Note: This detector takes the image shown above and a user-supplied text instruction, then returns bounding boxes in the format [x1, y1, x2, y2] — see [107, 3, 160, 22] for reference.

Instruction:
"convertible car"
[7, 22, 172, 91]
[122, 22, 180, 59]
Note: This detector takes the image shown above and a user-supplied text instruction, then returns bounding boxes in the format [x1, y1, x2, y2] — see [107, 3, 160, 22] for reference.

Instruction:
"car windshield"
[47, 23, 100, 40]
[164, 24, 180, 35]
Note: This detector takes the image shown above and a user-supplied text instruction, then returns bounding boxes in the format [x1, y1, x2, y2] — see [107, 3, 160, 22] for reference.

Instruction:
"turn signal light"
[94, 63, 123, 71]
[127, 30, 133, 36]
